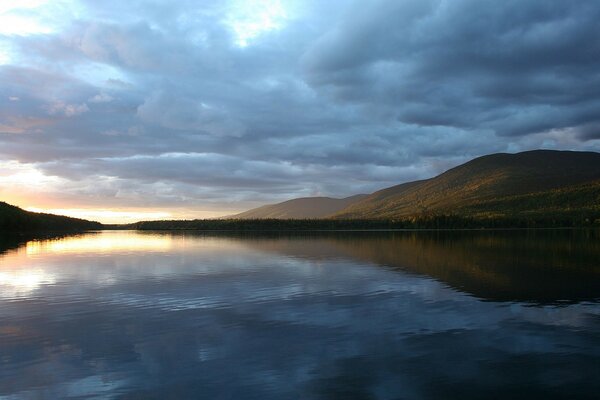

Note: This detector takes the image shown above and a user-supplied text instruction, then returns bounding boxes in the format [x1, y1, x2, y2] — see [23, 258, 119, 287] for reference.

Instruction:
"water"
[0, 230, 599, 399]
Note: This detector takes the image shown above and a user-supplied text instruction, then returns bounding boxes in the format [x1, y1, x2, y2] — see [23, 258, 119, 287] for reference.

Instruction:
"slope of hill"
[334, 150, 600, 219]
[456, 179, 600, 219]
[0, 201, 102, 231]
[229, 194, 367, 219]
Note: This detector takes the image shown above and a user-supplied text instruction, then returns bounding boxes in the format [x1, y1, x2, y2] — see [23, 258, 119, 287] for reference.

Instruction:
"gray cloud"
[137, 90, 245, 137]
[1, 0, 600, 215]
[302, 0, 600, 136]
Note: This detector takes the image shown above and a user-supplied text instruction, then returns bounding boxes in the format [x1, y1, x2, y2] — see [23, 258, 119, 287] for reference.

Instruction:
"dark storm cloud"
[302, 0, 600, 136]
[575, 123, 600, 141]
[1, 0, 600, 212]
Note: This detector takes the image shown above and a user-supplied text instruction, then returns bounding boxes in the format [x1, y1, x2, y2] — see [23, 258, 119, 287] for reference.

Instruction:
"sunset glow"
[25, 207, 172, 224]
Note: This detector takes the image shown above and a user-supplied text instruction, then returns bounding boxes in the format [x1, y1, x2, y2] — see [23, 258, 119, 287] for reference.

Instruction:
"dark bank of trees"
[3, 200, 600, 234]
[130, 212, 600, 231]
[0, 201, 102, 232]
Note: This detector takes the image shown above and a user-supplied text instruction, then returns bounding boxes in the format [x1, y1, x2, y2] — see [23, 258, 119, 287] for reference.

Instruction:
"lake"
[0, 230, 599, 399]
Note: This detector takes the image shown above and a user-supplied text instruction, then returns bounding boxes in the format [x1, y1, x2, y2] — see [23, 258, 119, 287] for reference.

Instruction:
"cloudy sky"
[1, 0, 600, 222]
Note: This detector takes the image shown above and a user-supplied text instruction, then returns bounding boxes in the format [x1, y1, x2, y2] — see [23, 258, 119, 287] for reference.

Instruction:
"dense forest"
[0, 201, 102, 232]
[131, 213, 600, 231]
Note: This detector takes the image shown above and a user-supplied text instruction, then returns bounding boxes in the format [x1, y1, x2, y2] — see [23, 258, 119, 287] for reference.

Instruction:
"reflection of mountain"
[2, 230, 599, 304]
[0, 234, 32, 256]
[227, 231, 600, 304]
[0, 232, 78, 256]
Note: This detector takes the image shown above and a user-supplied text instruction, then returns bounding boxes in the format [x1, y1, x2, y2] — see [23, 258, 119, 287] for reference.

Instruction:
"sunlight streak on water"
[0, 269, 56, 298]
[25, 231, 173, 255]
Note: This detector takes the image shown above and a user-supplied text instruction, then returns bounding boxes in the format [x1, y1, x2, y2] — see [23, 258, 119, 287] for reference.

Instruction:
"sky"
[1, 0, 600, 223]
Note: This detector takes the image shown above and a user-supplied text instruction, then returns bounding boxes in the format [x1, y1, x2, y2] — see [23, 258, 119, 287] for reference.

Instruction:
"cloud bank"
[1, 0, 600, 218]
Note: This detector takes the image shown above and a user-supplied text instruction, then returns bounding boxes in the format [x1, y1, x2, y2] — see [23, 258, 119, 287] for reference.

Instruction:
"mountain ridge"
[229, 194, 368, 219]
[333, 150, 600, 219]
[229, 150, 600, 221]
[0, 201, 102, 231]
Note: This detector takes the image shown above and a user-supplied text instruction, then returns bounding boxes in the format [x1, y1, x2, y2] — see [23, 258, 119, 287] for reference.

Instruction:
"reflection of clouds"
[0, 232, 598, 398]
[65, 375, 127, 399]
[508, 303, 600, 329]
[0, 269, 55, 298]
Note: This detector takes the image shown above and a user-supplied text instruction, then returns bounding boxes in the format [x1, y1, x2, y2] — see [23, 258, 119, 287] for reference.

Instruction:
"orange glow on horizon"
[0, 161, 240, 223]
[23, 207, 233, 224]
[25, 207, 172, 224]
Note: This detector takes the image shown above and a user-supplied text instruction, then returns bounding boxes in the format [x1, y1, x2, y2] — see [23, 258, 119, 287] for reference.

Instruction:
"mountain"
[229, 194, 367, 219]
[333, 150, 600, 219]
[133, 149, 600, 229]
[0, 201, 102, 231]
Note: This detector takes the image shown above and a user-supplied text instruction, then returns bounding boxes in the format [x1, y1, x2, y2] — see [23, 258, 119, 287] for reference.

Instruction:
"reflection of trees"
[4, 230, 599, 303]
[233, 231, 600, 304]
[0, 233, 81, 257]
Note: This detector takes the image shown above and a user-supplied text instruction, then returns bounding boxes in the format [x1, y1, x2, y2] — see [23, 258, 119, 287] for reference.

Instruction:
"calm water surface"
[0, 230, 599, 399]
